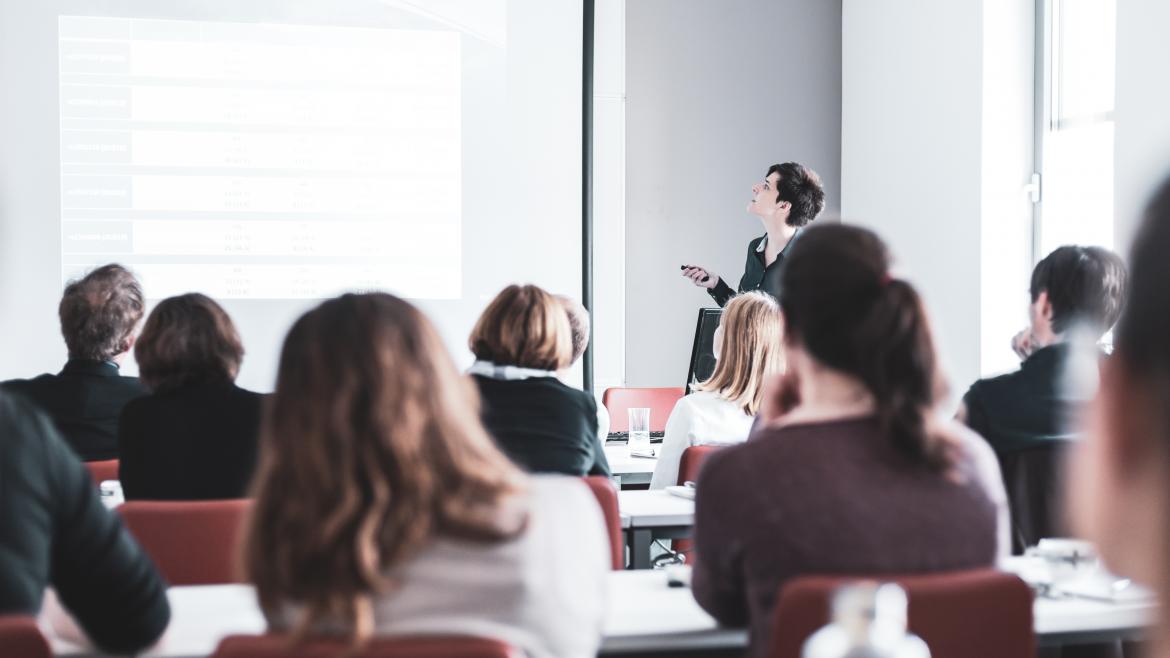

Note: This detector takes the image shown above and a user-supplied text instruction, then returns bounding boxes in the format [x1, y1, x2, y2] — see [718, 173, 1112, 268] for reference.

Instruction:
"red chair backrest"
[0, 616, 50, 658]
[84, 459, 119, 485]
[677, 445, 720, 485]
[672, 445, 721, 557]
[582, 476, 624, 570]
[602, 387, 685, 432]
[118, 499, 252, 586]
[768, 569, 1034, 658]
[212, 634, 521, 658]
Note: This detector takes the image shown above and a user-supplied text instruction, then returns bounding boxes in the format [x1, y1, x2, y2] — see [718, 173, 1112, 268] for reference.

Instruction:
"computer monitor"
[686, 307, 723, 393]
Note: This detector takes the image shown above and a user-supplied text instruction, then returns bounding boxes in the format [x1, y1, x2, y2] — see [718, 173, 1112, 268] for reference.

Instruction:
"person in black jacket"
[959, 245, 1127, 554]
[118, 293, 263, 500]
[960, 245, 1128, 452]
[468, 284, 610, 477]
[681, 162, 826, 306]
[0, 389, 170, 653]
[0, 264, 147, 461]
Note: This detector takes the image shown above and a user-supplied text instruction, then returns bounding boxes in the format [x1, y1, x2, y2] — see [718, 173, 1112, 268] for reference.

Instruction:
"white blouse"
[649, 391, 754, 489]
[271, 476, 609, 658]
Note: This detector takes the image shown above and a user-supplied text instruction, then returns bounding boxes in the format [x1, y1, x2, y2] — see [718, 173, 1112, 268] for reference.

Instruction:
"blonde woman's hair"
[244, 293, 528, 648]
[694, 291, 785, 415]
[469, 284, 573, 371]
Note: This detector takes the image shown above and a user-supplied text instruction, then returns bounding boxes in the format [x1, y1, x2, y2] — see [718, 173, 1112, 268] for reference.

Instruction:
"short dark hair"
[59, 264, 145, 361]
[134, 293, 243, 392]
[768, 162, 826, 227]
[1030, 245, 1128, 336]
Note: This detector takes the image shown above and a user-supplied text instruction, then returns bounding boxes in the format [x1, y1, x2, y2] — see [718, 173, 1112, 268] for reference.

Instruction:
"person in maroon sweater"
[691, 224, 1008, 656]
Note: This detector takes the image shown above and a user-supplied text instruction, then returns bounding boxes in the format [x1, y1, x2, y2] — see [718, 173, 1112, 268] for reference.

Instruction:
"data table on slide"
[58, 16, 462, 299]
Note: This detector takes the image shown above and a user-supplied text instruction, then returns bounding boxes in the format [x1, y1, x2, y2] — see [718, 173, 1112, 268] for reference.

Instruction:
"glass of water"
[628, 407, 651, 452]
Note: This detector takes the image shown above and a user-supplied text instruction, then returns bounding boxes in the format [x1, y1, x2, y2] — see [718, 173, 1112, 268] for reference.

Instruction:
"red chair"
[768, 569, 1034, 658]
[672, 445, 722, 557]
[678, 445, 720, 485]
[582, 476, 624, 569]
[118, 499, 252, 585]
[213, 634, 521, 658]
[84, 459, 119, 485]
[0, 616, 50, 658]
[602, 387, 684, 432]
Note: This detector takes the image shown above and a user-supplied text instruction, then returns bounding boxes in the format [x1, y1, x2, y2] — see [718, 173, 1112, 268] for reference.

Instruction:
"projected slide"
[59, 16, 461, 299]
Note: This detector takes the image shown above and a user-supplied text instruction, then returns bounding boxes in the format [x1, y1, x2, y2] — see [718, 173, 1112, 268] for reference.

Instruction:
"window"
[1034, 0, 1117, 259]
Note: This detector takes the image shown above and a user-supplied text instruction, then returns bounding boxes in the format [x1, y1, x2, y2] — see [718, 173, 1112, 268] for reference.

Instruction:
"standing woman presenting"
[682, 162, 826, 305]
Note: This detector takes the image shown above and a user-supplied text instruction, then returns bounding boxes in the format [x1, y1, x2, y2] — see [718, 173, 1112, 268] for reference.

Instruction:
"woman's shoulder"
[679, 390, 745, 413]
[524, 476, 606, 531]
[526, 474, 597, 507]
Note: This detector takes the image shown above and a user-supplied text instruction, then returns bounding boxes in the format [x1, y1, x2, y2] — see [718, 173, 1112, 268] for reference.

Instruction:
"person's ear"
[1037, 290, 1055, 322]
[121, 334, 136, 356]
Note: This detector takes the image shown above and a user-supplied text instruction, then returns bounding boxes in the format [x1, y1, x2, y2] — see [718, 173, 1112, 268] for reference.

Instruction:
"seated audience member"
[959, 245, 1126, 552]
[468, 285, 611, 476]
[555, 294, 611, 438]
[1071, 177, 1170, 658]
[118, 293, 262, 500]
[244, 293, 608, 657]
[0, 264, 146, 460]
[650, 291, 784, 489]
[0, 390, 169, 653]
[691, 224, 1008, 655]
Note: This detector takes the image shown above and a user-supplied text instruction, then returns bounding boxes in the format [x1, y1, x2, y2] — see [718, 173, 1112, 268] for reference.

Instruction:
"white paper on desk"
[1057, 576, 1155, 603]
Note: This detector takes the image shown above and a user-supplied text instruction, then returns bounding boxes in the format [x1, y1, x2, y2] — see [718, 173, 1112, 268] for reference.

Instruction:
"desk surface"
[603, 445, 657, 476]
[618, 489, 695, 529]
[48, 567, 1152, 657]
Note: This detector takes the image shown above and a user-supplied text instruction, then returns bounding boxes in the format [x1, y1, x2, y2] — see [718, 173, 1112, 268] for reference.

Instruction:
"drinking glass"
[628, 407, 651, 452]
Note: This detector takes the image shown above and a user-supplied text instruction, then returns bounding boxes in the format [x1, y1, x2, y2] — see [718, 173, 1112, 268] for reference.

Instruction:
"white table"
[618, 490, 695, 569]
[48, 568, 1153, 657]
[603, 445, 657, 487]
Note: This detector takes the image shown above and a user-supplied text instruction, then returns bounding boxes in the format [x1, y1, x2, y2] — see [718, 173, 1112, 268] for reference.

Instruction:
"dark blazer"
[0, 360, 146, 461]
[962, 343, 1081, 553]
[0, 390, 169, 654]
[473, 375, 611, 477]
[962, 343, 1079, 453]
[708, 230, 800, 307]
[118, 381, 264, 501]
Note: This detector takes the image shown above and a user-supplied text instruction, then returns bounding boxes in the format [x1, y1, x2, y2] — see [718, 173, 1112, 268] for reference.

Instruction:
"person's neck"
[760, 218, 796, 265]
[762, 216, 796, 245]
[1031, 327, 1064, 351]
[783, 362, 876, 425]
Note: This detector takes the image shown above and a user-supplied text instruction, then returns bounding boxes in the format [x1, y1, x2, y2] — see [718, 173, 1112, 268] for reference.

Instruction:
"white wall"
[842, 0, 1035, 396]
[592, 0, 626, 393]
[624, 0, 842, 387]
[980, 0, 1036, 378]
[842, 0, 984, 395]
[1114, 0, 1170, 250]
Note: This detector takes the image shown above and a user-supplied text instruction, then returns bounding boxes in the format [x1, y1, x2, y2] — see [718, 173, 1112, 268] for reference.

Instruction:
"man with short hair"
[1, 264, 147, 461]
[960, 245, 1128, 449]
[960, 245, 1127, 553]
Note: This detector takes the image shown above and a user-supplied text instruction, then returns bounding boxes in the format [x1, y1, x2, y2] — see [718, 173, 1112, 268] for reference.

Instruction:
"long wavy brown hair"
[244, 293, 529, 646]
